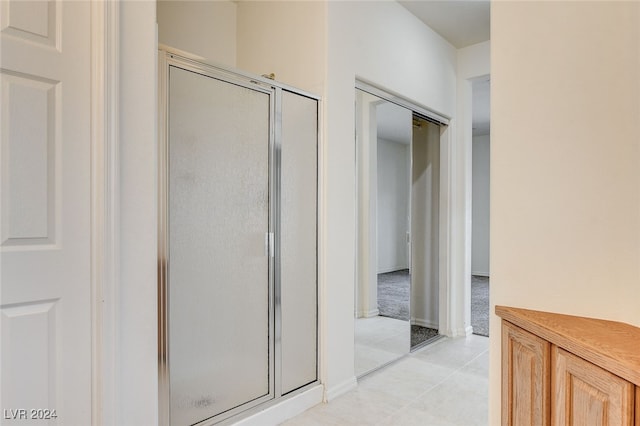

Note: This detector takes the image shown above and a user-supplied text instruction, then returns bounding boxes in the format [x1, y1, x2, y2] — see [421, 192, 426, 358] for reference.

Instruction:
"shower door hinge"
[265, 232, 275, 258]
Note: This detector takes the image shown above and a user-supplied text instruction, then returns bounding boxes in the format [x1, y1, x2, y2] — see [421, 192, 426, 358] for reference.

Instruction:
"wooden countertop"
[496, 306, 640, 386]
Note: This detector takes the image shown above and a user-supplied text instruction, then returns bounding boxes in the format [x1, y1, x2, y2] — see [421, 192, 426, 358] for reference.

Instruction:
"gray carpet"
[411, 325, 439, 348]
[378, 270, 440, 348]
[377, 269, 410, 321]
[379, 271, 490, 337]
[471, 275, 489, 337]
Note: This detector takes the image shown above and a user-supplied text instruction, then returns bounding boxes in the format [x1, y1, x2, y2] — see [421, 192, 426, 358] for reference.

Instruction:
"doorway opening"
[470, 76, 490, 337]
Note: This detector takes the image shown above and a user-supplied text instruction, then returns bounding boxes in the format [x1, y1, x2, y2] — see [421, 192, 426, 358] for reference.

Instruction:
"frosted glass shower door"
[280, 90, 318, 394]
[168, 66, 272, 425]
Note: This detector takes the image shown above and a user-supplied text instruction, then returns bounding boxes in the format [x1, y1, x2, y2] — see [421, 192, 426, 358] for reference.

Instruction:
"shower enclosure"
[158, 50, 319, 425]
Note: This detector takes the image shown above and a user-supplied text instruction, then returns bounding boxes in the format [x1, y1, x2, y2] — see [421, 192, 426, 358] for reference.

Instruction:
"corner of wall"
[323, 377, 358, 402]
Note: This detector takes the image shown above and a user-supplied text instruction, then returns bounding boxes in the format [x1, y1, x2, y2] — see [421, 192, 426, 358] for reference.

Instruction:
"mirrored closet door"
[410, 116, 441, 350]
[354, 89, 412, 377]
[354, 84, 447, 377]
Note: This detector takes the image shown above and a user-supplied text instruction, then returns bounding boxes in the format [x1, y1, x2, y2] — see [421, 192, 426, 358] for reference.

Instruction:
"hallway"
[284, 335, 488, 425]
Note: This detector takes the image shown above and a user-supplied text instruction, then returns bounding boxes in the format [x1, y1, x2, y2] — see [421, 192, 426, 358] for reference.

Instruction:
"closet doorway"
[354, 83, 448, 377]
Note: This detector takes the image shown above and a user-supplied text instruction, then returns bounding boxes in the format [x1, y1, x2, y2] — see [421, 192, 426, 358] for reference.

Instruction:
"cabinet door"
[502, 321, 551, 426]
[552, 346, 634, 425]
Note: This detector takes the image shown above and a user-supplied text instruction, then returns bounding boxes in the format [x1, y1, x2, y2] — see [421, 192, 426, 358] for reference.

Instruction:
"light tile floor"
[283, 334, 489, 426]
[354, 316, 410, 377]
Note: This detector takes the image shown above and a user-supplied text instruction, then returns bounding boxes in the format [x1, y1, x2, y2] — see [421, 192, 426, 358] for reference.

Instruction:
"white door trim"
[90, 1, 120, 424]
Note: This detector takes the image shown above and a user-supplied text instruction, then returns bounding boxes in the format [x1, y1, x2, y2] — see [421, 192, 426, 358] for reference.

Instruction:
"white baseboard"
[411, 318, 439, 329]
[471, 272, 489, 277]
[234, 384, 323, 426]
[365, 309, 379, 318]
[356, 308, 379, 318]
[440, 326, 474, 338]
[356, 309, 380, 318]
[377, 265, 409, 274]
[324, 377, 357, 402]
[438, 327, 453, 337]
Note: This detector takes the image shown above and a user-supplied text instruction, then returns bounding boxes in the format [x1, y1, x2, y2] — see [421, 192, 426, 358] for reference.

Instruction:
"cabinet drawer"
[552, 346, 634, 426]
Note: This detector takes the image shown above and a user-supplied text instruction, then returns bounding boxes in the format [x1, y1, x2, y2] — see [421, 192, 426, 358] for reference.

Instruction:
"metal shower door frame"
[158, 51, 276, 426]
[158, 48, 321, 426]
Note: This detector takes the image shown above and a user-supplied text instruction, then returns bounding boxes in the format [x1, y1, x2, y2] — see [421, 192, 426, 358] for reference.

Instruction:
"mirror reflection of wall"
[355, 90, 411, 377]
[410, 116, 440, 349]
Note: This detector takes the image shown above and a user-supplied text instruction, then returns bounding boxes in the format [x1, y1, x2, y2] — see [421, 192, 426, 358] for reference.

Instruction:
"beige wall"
[157, 0, 237, 66]
[236, 1, 326, 95]
[490, 1, 640, 424]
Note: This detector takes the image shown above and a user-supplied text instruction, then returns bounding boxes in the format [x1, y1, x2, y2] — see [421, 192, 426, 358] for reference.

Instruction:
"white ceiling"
[398, 0, 490, 49]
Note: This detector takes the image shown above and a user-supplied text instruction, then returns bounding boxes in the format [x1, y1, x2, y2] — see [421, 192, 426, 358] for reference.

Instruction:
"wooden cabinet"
[497, 306, 640, 426]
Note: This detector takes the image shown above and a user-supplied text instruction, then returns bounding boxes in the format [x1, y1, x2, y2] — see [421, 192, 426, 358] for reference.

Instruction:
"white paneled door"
[1, 1, 92, 424]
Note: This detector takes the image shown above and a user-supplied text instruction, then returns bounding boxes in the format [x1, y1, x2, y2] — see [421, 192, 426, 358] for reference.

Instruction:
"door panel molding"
[0, 0, 60, 49]
[0, 70, 59, 248]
